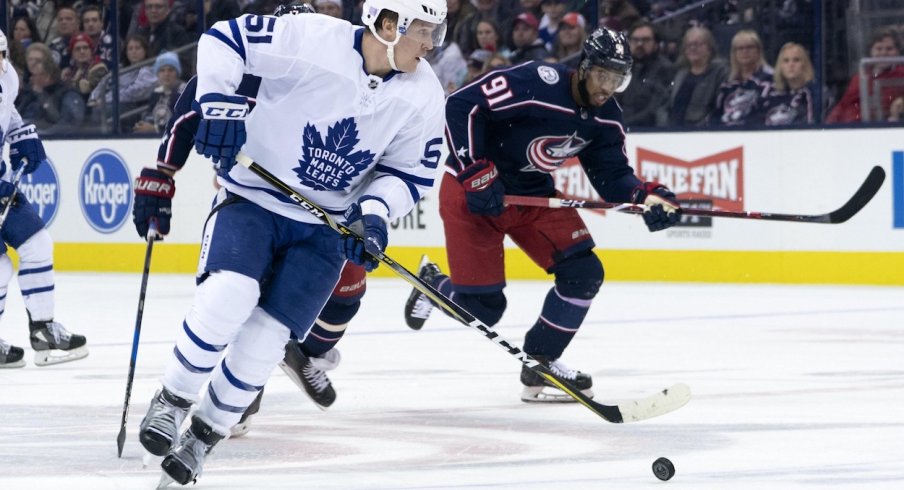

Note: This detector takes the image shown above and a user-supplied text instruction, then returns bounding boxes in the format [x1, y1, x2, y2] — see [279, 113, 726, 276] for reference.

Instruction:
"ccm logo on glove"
[203, 106, 249, 119]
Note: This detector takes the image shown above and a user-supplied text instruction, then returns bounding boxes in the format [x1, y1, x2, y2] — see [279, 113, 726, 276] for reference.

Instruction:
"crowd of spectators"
[3, 0, 904, 135]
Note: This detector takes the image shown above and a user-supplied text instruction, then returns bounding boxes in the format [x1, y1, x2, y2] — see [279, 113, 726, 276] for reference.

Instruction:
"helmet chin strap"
[368, 24, 403, 72]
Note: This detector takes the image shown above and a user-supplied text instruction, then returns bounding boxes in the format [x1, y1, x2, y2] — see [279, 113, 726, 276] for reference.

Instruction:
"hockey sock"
[15, 231, 55, 321]
[300, 319, 346, 357]
[523, 287, 592, 359]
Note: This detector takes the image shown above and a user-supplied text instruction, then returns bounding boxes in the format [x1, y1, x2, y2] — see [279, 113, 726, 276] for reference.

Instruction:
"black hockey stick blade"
[237, 154, 691, 423]
[506, 166, 886, 225]
[117, 227, 157, 457]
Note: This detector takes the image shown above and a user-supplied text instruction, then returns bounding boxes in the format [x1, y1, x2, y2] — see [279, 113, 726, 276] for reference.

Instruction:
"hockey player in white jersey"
[138, 0, 447, 485]
[0, 30, 88, 368]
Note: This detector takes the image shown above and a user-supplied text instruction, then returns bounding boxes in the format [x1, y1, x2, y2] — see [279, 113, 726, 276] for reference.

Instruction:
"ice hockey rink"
[0, 272, 902, 489]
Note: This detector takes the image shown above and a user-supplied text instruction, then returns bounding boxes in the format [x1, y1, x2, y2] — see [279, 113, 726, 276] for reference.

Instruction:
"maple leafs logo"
[295, 118, 376, 191]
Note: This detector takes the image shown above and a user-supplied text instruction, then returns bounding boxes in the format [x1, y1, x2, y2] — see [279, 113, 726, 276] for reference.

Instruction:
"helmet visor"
[402, 18, 447, 49]
[588, 67, 632, 93]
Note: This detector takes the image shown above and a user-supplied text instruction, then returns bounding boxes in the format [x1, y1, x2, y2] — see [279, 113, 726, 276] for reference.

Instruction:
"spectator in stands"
[426, 38, 468, 95]
[760, 42, 816, 126]
[81, 6, 104, 52]
[62, 33, 109, 100]
[888, 96, 904, 122]
[88, 34, 157, 113]
[17, 42, 86, 135]
[133, 52, 187, 134]
[8, 16, 40, 76]
[666, 26, 728, 127]
[552, 12, 586, 68]
[827, 27, 904, 123]
[618, 20, 675, 128]
[48, 6, 79, 69]
[600, 0, 641, 31]
[456, 0, 519, 56]
[473, 19, 509, 58]
[446, 0, 476, 54]
[713, 29, 773, 126]
[538, 0, 568, 52]
[133, 0, 193, 57]
[463, 49, 493, 84]
[315, 0, 344, 18]
[520, 0, 543, 19]
[509, 12, 553, 64]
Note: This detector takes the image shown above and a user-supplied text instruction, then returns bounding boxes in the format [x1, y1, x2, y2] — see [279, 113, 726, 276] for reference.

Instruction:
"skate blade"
[230, 416, 253, 438]
[521, 385, 595, 403]
[33, 346, 89, 366]
[156, 472, 176, 489]
[142, 451, 163, 469]
[0, 359, 26, 368]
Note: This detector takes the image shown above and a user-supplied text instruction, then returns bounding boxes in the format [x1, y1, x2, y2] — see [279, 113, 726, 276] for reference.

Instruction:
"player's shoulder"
[275, 13, 354, 44]
[508, 60, 571, 86]
[404, 59, 445, 104]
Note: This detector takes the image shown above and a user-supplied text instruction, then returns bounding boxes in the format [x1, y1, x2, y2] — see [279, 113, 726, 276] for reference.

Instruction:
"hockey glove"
[457, 159, 505, 216]
[133, 168, 176, 238]
[7, 124, 46, 174]
[340, 198, 389, 272]
[193, 93, 248, 173]
[0, 180, 17, 206]
[632, 182, 682, 232]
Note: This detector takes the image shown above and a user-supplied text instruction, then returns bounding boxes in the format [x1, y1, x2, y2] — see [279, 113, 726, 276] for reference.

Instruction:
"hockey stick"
[237, 154, 690, 423]
[0, 165, 27, 232]
[116, 224, 158, 457]
[506, 166, 886, 224]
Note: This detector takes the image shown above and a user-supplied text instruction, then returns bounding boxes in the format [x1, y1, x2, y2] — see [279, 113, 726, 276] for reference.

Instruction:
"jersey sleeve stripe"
[205, 28, 246, 62]
[373, 164, 434, 187]
[228, 19, 247, 60]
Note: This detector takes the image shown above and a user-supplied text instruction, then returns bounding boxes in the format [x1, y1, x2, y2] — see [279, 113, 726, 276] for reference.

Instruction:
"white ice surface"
[0, 273, 902, 489]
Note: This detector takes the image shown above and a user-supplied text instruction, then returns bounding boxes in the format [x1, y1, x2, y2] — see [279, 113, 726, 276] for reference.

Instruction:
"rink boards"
[7, 127, 903, 285]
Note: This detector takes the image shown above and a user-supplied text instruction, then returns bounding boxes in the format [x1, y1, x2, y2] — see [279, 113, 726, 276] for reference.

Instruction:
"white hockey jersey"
[0, 59, 26, 182]
[197, 14, 446, 224]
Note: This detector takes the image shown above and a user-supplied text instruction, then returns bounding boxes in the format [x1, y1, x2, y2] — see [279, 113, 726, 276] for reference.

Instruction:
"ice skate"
[28, 320, 88, 366]
[279, 342, 339, 410]
[403, 255, 442, 330]
[140, 388, 193, 456]
[230, 388, 264, 438]
[160, 415, 225, 486]
[520, 356, 594, 402]
[0, 338, 25, 368]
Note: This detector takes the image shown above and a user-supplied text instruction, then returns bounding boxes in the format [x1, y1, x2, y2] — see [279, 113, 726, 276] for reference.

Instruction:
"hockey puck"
[652, 457, 675, 481]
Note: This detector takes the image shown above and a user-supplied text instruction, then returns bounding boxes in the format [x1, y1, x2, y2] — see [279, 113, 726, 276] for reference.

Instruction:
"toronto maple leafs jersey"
[197, 14, 445, 224]
[445, 61, 642, 203]
[0, 60, 26, 180]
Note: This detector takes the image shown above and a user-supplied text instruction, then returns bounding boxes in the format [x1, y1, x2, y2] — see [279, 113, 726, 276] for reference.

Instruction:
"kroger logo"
[20, 158, 61, 226]
[79, 150, 132, 233]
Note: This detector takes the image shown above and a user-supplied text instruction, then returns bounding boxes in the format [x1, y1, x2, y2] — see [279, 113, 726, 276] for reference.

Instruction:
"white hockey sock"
[196, 307, 291, 434]
[163, 271, 260, 401]
[14, 230, 55, 321]
[0, 255, 12, 321]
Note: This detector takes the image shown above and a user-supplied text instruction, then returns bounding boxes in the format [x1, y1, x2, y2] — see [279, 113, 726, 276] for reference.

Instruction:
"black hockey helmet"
[581, 27, 633, 93]
[273, 2, 316, 16]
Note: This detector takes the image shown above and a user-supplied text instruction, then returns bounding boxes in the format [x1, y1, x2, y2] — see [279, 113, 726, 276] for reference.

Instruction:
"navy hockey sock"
[299, 321, 345, 357]
[523, 287, 591, 359]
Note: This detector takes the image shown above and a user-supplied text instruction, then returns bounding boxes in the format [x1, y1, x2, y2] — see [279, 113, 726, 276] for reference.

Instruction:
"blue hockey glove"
[456, 159, 505, 216]
[7, 124, 46, 174]
[632, 182, 682, 232]
[0, 180, 17, 203]
[340, 198, 389, 272]
[133, 168, 176, 238]
[192, 93, 248, 173]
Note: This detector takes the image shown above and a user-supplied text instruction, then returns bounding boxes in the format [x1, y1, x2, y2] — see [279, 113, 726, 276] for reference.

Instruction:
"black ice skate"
[279, 342, 339, 410]
[28, 319, 88, 366]
[140, 388, 193, 456]
[160, 416, 225, 486]
[0, 338, 25, 368]
[403, 255, 442, 330]
[520, 356, 594, 402]
[230, 388, 264, 438]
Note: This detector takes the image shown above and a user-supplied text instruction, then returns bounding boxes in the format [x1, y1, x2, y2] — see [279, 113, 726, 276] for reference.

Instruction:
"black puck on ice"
[652, 457, 675, 481]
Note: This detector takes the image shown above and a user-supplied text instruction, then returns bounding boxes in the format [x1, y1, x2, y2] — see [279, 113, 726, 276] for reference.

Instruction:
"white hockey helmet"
[361, 0, 448, 48]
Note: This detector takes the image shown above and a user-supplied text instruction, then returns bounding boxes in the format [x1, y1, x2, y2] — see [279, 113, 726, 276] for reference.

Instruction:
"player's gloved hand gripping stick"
[236, 153, 691, 424]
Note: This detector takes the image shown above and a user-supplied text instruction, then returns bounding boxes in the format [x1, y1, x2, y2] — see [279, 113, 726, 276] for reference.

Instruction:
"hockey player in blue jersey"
[132, 4, 353, 434]
[138, 0, 447, 484]
[405, 27, 682, 402]
[0, 30, 88, 368]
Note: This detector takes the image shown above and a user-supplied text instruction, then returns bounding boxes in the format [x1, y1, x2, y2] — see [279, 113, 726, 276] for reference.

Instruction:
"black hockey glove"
[133, 168, 175, 238]
[340, 198, 389, 272]
[632, 182, 681, 232]
[457, 159, 505, 216]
